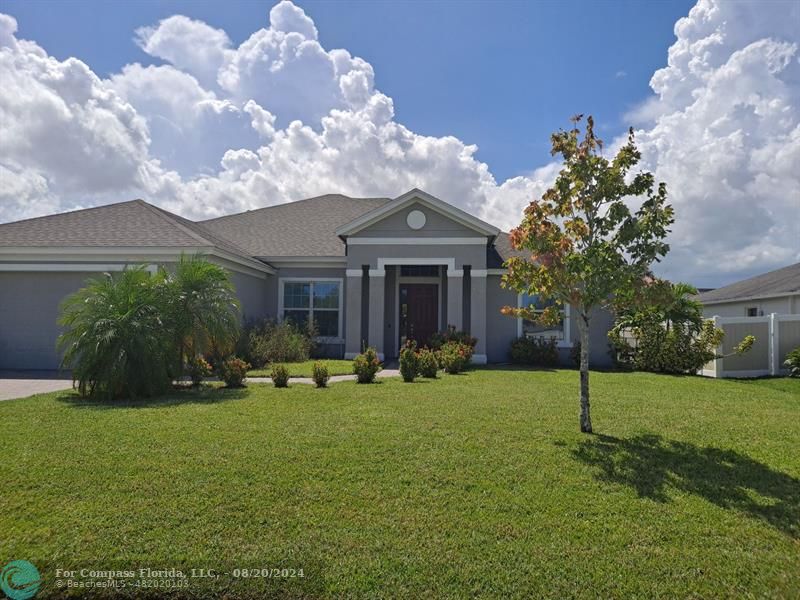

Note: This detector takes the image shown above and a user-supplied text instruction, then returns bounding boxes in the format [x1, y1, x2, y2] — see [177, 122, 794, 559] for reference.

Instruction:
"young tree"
[502, 115, 674, 433]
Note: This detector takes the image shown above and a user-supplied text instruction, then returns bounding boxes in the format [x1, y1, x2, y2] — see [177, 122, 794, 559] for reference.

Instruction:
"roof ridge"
[0, 199, 142, 228]
[200, 194, 391, 223]
[135, 200, 214, 248]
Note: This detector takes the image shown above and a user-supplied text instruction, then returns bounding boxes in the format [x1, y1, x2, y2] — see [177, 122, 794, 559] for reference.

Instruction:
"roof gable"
[335, 189, 500, 238]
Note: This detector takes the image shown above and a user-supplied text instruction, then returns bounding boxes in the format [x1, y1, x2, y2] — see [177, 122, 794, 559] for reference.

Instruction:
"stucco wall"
[229, 271, 270, 322]
[346, 243, 487, 271]
[0, 271, 100, 370]
[702, 295, 797, 317]
[485, 275, 518, 362]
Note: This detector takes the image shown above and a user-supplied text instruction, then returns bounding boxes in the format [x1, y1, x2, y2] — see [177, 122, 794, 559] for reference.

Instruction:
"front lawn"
[1, 370, 798, 598]
[247, 359, 354, 378]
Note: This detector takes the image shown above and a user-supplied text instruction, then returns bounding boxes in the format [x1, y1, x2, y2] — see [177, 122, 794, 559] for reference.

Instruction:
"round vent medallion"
[406, 209, 426, 230]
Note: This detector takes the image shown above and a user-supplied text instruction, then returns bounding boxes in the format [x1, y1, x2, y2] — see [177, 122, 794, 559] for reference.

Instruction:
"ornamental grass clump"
[312, 361, 330, 388]
[271, 364, 291, 388]
[399, 340, 419, 382]
[417, 348, 439, 378]
[353, 347, 381, 383]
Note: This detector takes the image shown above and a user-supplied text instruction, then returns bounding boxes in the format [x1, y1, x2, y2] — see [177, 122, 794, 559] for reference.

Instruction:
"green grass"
[247, 359, 354, 378]
[1, 369, 798, 598]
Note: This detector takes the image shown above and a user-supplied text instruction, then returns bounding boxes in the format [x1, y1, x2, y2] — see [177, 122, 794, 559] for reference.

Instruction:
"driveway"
[0, 372, 73, 401]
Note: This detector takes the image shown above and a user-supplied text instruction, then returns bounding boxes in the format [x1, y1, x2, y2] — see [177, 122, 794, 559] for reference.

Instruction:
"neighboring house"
[697, 262, 800, 318]
[0, 188, 614, 370]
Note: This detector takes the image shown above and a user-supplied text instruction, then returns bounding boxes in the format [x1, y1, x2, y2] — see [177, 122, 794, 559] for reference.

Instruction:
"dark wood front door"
[399, 284, 438, 347]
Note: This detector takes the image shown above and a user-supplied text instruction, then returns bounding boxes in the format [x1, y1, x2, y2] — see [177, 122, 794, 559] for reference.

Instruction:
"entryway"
[399, 283, 438, 347]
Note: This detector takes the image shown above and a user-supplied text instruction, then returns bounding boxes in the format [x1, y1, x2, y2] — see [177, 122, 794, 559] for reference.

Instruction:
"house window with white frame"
[281, 280, 341, 338]
[518, 293, 570, 341]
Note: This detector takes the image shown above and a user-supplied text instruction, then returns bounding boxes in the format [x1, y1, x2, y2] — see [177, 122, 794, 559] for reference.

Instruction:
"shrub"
[353, 347, 381, 383]
[399, 340, 419, 382]
[509, 336, 559, 367]
[187, 355, 212, 386]
[312, 361, 330, 388]
[417, 348, 439, 378]
[270, 364, 290, 388]
[785, 347, 800, 377]
[58, 256, 242, 400]
[439, 341, 473, 374]
[57, 267, 173, 400]
[219, 357, 250, 388]
[247, 319, 313, 367]
[428, 326, 477, 350]
[609, 319, 724, 374]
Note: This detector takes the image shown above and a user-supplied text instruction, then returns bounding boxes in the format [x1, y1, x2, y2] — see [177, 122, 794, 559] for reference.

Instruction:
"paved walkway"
[0, 368, 402, 401]
[0, 377, 73, 401]
[246, 369, 400, 385]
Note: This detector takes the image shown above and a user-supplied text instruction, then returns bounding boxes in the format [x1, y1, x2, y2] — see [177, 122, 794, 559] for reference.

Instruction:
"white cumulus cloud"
[0, 0, 798, 287]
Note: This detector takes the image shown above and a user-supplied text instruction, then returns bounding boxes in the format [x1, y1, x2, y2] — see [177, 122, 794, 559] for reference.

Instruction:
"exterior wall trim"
[348, 237, 487, 245]
[0, 263, 158, 273]
[703, 292, 799, 306]
[335, 189, 500, 238]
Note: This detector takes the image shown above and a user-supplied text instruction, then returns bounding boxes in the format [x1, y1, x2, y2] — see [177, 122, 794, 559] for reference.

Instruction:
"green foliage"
[271, 364, 291, 388]
[219, 357, 250, 388]
[614, 278, 704, 333]
[501, 115, 673, 432]
[784, 348, 800, 377]
[428, 326, 477, 350]
[57, 267, 173, 400]
[510, 336, 559, 367]
[165, 254, 241, 370]
[353, 347, 381, 383]
[58, 256, 242, 400]
[312, 362, 330, 388]
[438, 341, 473, 374]
[399, 340, 419, 382]
[609, 319, 725, 374]
[417, 348, 439, 378]
[246, 319, 314, 366]
[187, 355, 212, 386]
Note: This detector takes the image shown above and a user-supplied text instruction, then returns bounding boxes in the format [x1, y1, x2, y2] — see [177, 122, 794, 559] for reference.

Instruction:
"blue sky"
[1, 0, 797, 286]
[4, 0, 694, 181]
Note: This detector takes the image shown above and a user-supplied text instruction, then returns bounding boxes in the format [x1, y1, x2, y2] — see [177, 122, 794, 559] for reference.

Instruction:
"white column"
[368, 267, 385, 360]
[446, 268, 463, 330]
[769, 313, 778, 376]
[470, 269, 487, 364]
[344, 269, 363, 359]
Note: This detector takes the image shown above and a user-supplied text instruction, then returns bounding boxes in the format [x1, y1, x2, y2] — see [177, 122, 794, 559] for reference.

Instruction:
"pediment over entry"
[335, 188, 500, 240]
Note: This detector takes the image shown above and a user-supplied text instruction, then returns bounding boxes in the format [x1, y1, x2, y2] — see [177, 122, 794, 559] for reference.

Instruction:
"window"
[518, 293, 569, 341]
[746, 307, 759, 317]
[280, 280, 341, 338]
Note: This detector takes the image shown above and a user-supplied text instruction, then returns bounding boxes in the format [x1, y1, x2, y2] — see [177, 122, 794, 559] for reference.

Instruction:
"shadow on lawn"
[56, 385, 249, 409]
[572, 433, 800, 538]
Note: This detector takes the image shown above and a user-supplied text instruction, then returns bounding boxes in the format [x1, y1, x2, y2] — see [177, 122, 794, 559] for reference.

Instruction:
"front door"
[399, 283, 438, 348]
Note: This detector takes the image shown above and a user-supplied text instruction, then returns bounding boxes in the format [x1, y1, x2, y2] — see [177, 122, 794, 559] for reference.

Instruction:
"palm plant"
[165, 255, 241, 373]
[57, 267, 172, 400]
[663, 282, 704, 331]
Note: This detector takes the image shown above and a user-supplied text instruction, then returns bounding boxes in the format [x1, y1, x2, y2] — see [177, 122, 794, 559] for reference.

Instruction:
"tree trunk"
[579, 311, 592, 433]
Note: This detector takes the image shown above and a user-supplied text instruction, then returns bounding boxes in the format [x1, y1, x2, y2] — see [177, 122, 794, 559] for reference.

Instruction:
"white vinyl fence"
[701, 313, 800, 378]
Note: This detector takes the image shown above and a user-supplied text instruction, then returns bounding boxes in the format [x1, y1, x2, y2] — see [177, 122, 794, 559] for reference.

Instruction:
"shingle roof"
[200, 194, 392, 257]
[697, 262, 800, 303]
[0, 199, 258, 264]
[1, 194, 521, 267]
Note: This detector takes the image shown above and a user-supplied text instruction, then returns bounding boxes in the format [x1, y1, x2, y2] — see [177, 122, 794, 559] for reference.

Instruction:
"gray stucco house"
[0, 188, 614, 370]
